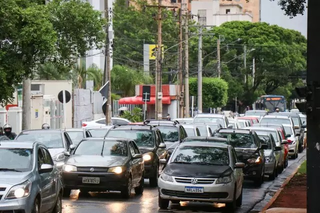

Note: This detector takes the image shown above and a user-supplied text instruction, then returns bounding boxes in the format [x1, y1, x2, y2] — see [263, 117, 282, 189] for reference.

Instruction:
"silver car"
[0, 141, 63, 213]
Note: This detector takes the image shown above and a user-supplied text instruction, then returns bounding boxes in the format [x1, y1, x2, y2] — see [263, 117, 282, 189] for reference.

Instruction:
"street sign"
[142, 86, 151, 102]
[102, 98, 107, 116]
[99, 81, 109, 98]
[149, 44, 164, 60]
[58, 90, 71, 103]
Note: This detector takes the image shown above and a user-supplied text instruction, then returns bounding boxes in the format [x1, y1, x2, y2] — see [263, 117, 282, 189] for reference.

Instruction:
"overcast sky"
[261, 0, 307, 37]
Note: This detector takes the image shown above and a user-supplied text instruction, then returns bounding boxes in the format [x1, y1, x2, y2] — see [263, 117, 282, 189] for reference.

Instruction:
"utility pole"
[217, 36, 221, 78]
[22, 79, 31, 130]
[244, 45, 247, 83]
[197, 25, 203, 114]
[178, 7, 184, 118]
[184, 0, 189, 117]
[252, 57, 255, 86]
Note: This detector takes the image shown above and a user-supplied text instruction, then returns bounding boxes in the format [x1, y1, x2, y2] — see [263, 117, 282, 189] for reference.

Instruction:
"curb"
[259, 163, 302, 213]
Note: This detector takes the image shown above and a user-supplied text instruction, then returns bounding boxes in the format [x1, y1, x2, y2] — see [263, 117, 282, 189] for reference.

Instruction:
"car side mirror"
[235, 162, 245, 168]
[227, 124, 234, 129]
[160, 159, 167, 164]
[260, 144, 268, 149]
[159, 143, 166, 149]
[281, 140, 288, 145]
[274, 146, 282, 151]
[285, 134, 291, 138]
[133, 154, 142, 159]
[39, 164, 54, 173]
[64, 151, 71, 157]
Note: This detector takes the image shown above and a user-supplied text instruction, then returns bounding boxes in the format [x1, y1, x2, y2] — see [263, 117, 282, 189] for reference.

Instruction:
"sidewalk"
[264, 208, 306, 213]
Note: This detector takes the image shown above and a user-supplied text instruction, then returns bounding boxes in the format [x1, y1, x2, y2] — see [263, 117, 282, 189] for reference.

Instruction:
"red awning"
[119, 96, 171, 105]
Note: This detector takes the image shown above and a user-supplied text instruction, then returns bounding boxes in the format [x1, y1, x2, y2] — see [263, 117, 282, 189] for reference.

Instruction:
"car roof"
[269, 112, 300, 117]
[181, 124, 196, 128]
[80, 137, 132, 142]
[254, 123, 284, 128]
[261, 115, 291, 119]
[195, 114, 225, 118]
[179, 141, 230, 149]
[245, 110, 267, 113]
[244, 127, 279, 132]
[217, 129, 253, 134]
[0, 141, 36, 149]
[184, 136, 228, 143]
[86, 126, 113, 130]
[66, 128, 84, 132]
[109, 125, 153, 130]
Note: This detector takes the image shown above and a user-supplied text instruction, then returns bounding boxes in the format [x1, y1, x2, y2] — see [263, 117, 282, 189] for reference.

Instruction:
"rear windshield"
[220, 133, 257, 148]
[260, 118, 291, 125]
[106, 130, 154, 147]
[184, 127, 196, 136]
[0, 148, 33, 172]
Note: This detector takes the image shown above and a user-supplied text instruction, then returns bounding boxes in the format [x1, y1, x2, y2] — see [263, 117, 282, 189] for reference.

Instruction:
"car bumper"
[264, 162, 275, 175]
[288, 143, 297, 155]
[0, 197, 32, 213]
[243, 164, 264, 179]
[62, 172, 129, 191]
[158, 178, 235, 203]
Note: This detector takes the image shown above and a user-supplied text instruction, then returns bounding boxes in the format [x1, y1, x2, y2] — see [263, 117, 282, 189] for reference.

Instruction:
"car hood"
[164, 164, 232, 178]
[48, 148, 65, 158]
[0, 172, 30, 185]
[66, 155, 128, 167]
[235, 148, 259, 162]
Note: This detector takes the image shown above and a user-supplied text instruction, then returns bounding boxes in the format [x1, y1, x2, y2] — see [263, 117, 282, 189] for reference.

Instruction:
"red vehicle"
[237, 116, 260, 126]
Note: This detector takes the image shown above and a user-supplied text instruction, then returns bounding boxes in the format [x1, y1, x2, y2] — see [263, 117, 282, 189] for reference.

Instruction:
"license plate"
[184, 186, 204, 193]
[82, 177, 100, 184]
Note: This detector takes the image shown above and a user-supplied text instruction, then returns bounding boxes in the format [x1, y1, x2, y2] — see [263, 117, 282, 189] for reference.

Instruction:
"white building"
[191, 0, 253, 26]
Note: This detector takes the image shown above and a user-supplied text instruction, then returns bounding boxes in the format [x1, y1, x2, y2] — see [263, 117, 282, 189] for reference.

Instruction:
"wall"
[213, 13, 252, 26]
[220, 0, 260, 22]
[191, 0, 220, 26]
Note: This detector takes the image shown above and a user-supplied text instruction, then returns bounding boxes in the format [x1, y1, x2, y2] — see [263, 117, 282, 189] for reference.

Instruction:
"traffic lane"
[62, 151, 305, 213]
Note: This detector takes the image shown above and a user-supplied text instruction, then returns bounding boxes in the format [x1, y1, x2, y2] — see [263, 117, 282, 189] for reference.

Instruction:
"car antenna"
[101, 139, 106, 156]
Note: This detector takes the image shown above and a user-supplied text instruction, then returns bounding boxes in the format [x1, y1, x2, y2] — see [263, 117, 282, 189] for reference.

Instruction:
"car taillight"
[287, 139, 293, 144]
[82, 123, 87, 127]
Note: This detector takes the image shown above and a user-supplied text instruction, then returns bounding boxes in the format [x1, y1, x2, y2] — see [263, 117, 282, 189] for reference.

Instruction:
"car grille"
[175, 177, 215, 184]
[0, 187, 5, 192]
[77, 167, 108, 173]
[161, 189, 228, 199]
[0, 187, 6, 201]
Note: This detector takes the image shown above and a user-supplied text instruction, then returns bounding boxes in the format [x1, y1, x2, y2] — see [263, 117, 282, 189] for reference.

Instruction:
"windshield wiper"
[0, 168, 22, 172]
[193, 162, 225, 166]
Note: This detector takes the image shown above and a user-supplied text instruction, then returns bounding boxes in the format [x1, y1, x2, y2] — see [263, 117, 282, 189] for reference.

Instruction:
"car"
[85, 126, 113, 138]
[244, 110, 268, 118]
[62, 138, 144, 198]
[181, 124, 200, 137]
[15, 129, 74, 168]
[237, 116, 260, 125]
[174, 118, 194, 124]
[66, 128, 89, 146]
[158, 142, 244, 211]
[206, 123, 223, 132]
[282, 124, 300, 159]
[228, 119, 240, 129]
[299, 114, 307, 147]
[0, 141, 63, 213]
[0, 136, 9, 141]
[237, 119, 251, 128]
[256, 133, 282, 180]
[193, 124, 213, 137]
[193, 114, 229, 128]
[105, 124, 167, 187]
[214, 129, 267, 186]
[243, 126, 286, 172]
[82, 117, 131, 128]
[260, 115, 294, 128]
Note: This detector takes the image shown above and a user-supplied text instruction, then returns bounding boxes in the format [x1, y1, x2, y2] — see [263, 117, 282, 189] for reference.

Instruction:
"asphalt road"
[62, 150, 306, 213]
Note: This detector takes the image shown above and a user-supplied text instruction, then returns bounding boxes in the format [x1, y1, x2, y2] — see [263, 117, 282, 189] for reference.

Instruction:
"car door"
[231, 148, 243, 195]
[129, 142, 141, 185]
[156, 130, 167, 158]
[38, 147, 55, 212]
[132, 142, 144, 181]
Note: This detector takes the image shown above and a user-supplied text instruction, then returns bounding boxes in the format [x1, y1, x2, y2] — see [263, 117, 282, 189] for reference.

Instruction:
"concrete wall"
[220, 0, 260, 22]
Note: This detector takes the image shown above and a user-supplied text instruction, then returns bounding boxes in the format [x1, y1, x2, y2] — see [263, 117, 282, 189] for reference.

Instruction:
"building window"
[31, 84, 41, 91]
[226, 9, 231, 14]
[198, 9, 206, 25]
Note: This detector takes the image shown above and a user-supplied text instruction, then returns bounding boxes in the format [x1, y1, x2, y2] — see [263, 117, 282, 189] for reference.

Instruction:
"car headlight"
[216, 175, 232, 184]
[160, 173, 173, 182]
[108, 166, 123, 174]
[247, 156, 262, 164]
[143, 153, 152, 161]
[53, 153, 65, 162]
[5, 181, 32, 199]
[63, 165, 77, 172]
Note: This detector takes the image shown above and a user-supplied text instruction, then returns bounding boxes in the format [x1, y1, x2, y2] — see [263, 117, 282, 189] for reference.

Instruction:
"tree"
[111, 65, 153, 97]
[189, 77, 228, 109]
[121, 107, 143, 122]
[270, 0, 306, 17]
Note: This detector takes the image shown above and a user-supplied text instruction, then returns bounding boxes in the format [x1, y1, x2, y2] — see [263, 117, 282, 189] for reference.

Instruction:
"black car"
[105, 125, 167, 186]
[62, 138, 144, 198]
[215, 129, 268, 186]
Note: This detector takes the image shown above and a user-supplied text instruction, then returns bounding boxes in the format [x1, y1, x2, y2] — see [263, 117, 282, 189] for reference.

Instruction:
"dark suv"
[215, 129, 268, 186]
[105, 125, 167, 187]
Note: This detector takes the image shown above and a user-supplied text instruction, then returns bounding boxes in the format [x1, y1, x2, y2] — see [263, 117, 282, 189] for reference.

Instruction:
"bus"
[255, 95, 287, 112]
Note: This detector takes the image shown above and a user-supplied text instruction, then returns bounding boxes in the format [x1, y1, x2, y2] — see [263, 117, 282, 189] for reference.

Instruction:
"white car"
[193, 114, 229, 128]
[82, 117, 131, 128]
[158, 142, 244, 211]
[282, 124, 299, 159]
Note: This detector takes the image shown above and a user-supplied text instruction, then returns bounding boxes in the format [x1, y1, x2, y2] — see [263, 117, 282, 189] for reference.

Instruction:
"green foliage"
[111, 65, 153, 97]
[36, 62, 71, 80]
[87, 64, 103, 91]
[121, 107, 143, 122]
[189, 77, 228, 109]
[297, 160, 306, 175]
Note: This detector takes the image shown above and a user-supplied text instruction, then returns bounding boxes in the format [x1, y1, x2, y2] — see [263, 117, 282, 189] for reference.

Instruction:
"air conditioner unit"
[31, 84, 44, 95]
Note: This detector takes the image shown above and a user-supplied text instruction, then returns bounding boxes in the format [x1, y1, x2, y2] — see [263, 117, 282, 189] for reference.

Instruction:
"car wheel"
[254, 170, 264, 186]
[121, 176, 132, 199]
[284, 158, 288, 168]
[269, 166, 277, 180]
[63, 188, 72, 197]
[298, 143, 304, 153]
[52, 192, 62, 213]
[236, 187, 243, 207]
[32, 197, 40, 213]
[226, 186, 237, 212]
[149, 165, 159, 187]
[294, 152, 298, 159]
[134, 177, 144, 195]
[158, 195, 169, 209]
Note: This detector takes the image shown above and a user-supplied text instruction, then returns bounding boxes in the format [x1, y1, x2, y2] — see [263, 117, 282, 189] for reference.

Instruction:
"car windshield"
[75, 140, 128, 156]
[16, 132, 64, 149]
[245, 111, 266, 116]
[156, 126, 179, 142]
[171, 146, 229, 165]
[193, 117, 225, 127]
[257, 135, 272, 149]
[184, 127, 195, 136]
[221, 133, 257, 148]
[106, 130, 154, 147]
[238, 122, 245, 128]
[0, 148, 33, 172]
[254, 130, 278, 142]
[67, 131, 84, 146]
[291, 117, 300, 127]
[284, 126, 293, 135]
[300, 117, 306, 125]
[208, 124, 220, 131]
[87, 129, 110, 138]
[260, 118, 291, 125]
[196, 126, 208, 136]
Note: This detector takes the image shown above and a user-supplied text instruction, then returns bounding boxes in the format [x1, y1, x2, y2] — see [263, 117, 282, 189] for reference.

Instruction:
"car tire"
[298, 143, 304, 153]
[294, 152, 298, 159]
[52, 192, 62, 213]
[63, 188, 72, 197]
[226, 186, 237, 212]
[254, 170, 264, 186]
[121, 177, 132, 199]
[236, 187, 243, 207]
[284, 158, 288, 168]
[134, 177, 144, 195]
[149, 164, 159, 187]
[159, 195, 169, 209]
[269, 166, 277, 180]
[32, 197, 40, 213]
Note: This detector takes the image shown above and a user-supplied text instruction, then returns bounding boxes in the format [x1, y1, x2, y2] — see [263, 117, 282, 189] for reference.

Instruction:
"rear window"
[254, 130, 278, 142]
[184, 127, 196, 136]
[220, 133, 257, 148]
[106, 129, 155, 147]
[260, 118, 291, 125]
